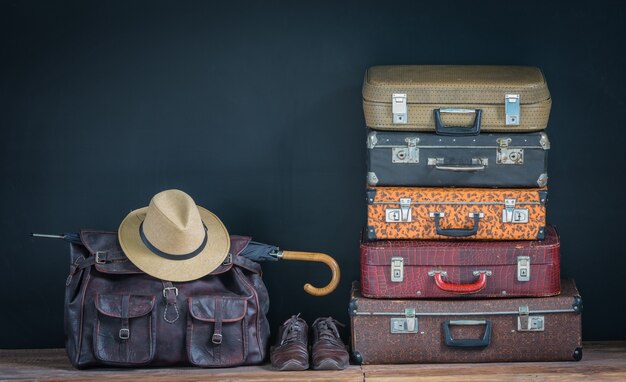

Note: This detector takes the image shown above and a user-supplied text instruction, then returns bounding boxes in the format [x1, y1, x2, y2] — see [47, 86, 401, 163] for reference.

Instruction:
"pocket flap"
[188, 296, 247, 322]
[95, 294, 155, 318]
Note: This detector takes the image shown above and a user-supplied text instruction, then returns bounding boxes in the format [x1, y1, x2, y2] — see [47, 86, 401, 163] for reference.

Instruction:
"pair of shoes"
[270, 314, 349, 371]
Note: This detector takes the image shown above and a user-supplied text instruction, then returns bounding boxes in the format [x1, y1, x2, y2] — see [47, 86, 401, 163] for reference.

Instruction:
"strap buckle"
[162, 287, 178, 298]
[119, 328, 130, 340]
[212, 333, 223, 344]
[95, 251, 106, 264]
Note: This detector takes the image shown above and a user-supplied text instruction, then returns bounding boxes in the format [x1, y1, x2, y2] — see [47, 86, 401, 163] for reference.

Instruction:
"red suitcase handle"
[428, 270, 492, 294]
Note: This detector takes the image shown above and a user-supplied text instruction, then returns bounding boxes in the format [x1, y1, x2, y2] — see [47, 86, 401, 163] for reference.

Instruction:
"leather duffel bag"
[63, 230, 270, 368]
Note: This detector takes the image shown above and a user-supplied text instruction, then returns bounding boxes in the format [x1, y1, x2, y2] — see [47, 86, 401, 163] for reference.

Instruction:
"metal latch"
[517, 306, 544, 331]
[392, 93, 407, 124]
[505, 94, 520, 125]
[390, 308, 418, 333]
[392, 137, 419, 163]
[386, 198, 412, 223]
[390, 257, 404, 282]
[496, 137, 523, 165]
[502, 198, 529, 223]
[517, 256, 530, 282]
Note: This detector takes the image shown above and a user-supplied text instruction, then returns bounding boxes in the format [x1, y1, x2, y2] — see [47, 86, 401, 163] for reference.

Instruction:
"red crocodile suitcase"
[360, 225, 560, 299]
[350, 279, 583, 364]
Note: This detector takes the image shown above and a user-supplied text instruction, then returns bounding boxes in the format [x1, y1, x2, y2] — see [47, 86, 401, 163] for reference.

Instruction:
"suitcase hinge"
[390, 257, 404, 282]
[392, 93, 407, 124]
[505, 94, 520, 125]
[392, 137, 419, 163]
[496, 137, 524, 165]
[517, 306, 544, 332]
[390, 308, 418, 334]
[502, 198, 529, 223]
[385, 198, 412, 223]
[517, 256, 530, 282]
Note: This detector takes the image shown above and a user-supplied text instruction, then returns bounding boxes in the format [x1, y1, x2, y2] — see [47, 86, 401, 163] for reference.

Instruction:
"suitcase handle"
[428, 270, 491, 294]
[443, 320, 492, 348]
[431, 212, 481, 237]
[434, 164, 485, 172]
[434, 108, 482, 136]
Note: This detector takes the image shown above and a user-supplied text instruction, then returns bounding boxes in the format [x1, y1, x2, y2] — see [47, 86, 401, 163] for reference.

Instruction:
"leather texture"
[64, 231, 270, 369]
[367, 187, 547, 240]
[350, 280, 582, 364]
[366, 131, 549, 187]
[362, 65, 551, 131]
[270, 315, 309, 371]
[360, 225, 560, 298]
[310, 317, 349, 370]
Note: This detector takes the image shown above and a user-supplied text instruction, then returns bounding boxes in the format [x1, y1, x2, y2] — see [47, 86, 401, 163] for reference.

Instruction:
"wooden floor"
[1, 342, 625, 381]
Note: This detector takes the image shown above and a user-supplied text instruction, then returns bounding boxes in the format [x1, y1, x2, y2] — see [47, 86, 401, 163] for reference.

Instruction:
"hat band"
[139, 222, 208, 261]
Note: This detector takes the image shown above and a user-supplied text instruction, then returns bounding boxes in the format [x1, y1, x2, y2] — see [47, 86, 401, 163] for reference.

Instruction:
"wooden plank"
[362, 342, 626, 382]
[1, 343, 625, 381]
[0, 349, 363, 382]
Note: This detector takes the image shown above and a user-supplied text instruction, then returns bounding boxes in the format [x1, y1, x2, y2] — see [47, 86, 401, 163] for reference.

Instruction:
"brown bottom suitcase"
[350, 280, 582, 364]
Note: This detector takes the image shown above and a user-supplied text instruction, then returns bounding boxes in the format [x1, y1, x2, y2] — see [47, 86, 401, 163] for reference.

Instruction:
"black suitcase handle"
[443, 320, 492, 348]
[431, 212, 481, 237]
[434, 108, 482, 136]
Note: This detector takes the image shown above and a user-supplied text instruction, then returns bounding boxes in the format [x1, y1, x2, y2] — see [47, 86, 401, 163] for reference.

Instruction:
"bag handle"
[430, 212, 482, 237]
[434, 108, 482, 136]
[443, 320, 492, 348]
[427, 270, 492, 294]
[279, 251, 340, 297]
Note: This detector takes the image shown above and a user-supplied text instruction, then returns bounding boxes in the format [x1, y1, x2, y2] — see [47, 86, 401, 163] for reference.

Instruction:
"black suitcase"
[366, 130, 549, 187]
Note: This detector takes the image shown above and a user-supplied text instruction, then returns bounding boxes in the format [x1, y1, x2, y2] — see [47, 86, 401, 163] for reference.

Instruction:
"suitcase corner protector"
[366, 188, 376, 204]
[348, 298, 358, 316]
[536, 227, 545, 240]
[366, 227, 377, 241]
[351, 351, 364, 365]
[572, 296, 583, 314]
[573, 347, 583, 361]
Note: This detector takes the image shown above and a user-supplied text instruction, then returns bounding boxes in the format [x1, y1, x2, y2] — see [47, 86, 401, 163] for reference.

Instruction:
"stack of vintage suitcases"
[350, 66, 583, 364]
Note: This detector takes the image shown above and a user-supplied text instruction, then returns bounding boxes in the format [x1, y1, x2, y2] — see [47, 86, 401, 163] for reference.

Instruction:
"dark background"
[1, 0, 625, 349]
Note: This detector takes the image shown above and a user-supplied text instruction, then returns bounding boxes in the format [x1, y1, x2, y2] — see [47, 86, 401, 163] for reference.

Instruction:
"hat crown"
[142, 189, 206, 255]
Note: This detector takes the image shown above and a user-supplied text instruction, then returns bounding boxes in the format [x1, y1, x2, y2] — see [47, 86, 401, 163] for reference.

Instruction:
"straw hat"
[118, 189, 230, 282]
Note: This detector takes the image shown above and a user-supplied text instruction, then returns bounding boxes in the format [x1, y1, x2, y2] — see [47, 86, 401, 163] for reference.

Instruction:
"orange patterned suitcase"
[366, 187, 546, 241]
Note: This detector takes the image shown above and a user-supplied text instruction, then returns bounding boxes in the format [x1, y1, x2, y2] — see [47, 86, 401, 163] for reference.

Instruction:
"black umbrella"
[32, 233, 339, 296]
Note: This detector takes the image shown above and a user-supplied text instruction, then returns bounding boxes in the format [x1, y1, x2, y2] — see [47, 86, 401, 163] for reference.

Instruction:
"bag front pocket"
[94, 294, 156, 365]
[187, 295, 248, 367]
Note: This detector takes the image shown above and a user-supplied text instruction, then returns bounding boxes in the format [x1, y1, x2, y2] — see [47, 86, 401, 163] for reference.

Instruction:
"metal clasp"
[392, 137, 419, 163]
[390, 308, 418, 334]
[392, 93, 407, 124]
[385, 198, 412, 223]
[502, 198, 529, 223]
[505, 94, 520, 125]
[222, 253, 232, 266]
[517, 306, 544, 331]
[517, 256, 530, 282]
[390, 257, 404, 282]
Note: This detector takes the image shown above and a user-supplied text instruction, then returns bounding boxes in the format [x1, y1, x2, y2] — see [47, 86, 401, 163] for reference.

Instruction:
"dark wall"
[1, 0, 625, 348]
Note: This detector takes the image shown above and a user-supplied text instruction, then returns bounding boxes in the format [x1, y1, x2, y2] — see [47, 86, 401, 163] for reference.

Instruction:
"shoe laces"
[313, 317, 344, 345]
[280, 314, 305, 345]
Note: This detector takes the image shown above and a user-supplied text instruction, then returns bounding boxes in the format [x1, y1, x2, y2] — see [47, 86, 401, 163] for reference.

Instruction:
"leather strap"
[162, 281, 180, 324]
[120, 295, 130, 362]
[212, 296, 223, 361]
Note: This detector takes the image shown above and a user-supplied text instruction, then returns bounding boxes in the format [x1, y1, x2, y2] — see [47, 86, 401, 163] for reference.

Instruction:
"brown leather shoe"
[270, 314, 309, 371]
[311, 317, 349, 370]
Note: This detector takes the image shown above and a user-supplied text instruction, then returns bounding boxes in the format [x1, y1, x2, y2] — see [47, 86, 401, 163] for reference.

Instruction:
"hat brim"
[118, 205, 230, 282]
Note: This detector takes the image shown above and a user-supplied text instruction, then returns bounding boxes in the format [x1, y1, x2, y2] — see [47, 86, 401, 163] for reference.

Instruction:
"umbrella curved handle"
[280, 251, 340, 297]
